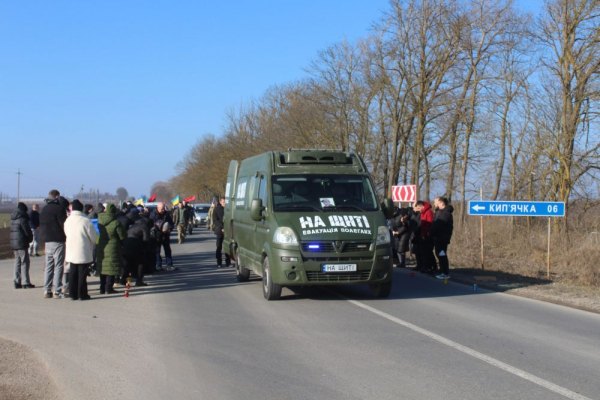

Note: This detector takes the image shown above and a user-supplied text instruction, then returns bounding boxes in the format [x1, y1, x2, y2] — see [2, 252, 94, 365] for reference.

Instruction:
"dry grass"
[0, 213, 10, 229]
[450, 216, 600, 287]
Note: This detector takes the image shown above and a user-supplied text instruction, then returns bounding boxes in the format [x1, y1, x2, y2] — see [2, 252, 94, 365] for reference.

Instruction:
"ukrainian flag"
[171, 195, 180, 206]
[134, 198, 144, 206]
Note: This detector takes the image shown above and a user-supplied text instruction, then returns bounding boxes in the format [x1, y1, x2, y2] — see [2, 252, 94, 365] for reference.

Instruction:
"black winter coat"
[391, 215, 412, 253]
[10, 209, 33, 250]
[118, 212, 136, 231]
[212, 203, 225, 236]
[40, 198, 67, 243]
[429, 205, 454, 245]
[28, 210, 40, 230]
[149, 209, 173, 227]
[410, 211, 422, 244]
[123, 218, 150, 257]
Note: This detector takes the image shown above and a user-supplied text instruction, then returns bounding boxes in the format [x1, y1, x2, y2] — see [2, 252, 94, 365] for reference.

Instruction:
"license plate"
[321, 264, 357, 272]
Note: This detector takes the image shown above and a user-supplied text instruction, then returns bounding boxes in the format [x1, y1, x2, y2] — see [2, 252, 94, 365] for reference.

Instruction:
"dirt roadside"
[0, 338, 59, 400]
[442, 267, 600, 314]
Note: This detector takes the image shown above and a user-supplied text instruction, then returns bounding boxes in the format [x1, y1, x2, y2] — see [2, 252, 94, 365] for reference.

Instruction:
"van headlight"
[376, 226, 390, 245]
[273, 227, 298, 245]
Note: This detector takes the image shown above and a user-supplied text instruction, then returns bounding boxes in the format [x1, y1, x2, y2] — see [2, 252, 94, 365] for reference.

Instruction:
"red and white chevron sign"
[392, 185, 416, 202]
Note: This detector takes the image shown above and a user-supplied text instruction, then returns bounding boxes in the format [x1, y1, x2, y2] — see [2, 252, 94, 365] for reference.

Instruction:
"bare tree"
[116, 187, 128, 202]
[535, 0, 600, 229]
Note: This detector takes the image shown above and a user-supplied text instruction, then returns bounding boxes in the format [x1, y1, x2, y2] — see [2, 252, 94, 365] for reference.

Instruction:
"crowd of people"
[390, 197, 454, 280]
[9, 189, 199, 299]
[10, 188, 454, 298]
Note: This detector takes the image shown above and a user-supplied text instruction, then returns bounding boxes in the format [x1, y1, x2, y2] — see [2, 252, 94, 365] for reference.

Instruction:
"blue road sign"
[468, 201, 565, 217]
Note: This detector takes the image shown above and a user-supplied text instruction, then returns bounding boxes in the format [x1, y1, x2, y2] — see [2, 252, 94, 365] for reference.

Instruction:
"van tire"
[370, 281, 392, 298]
[262, 257, 282, 300]
[236, 248, 250, 282]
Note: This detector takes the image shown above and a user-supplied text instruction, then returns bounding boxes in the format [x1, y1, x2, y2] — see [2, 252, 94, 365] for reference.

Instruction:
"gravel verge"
[0, 338, 59, 400]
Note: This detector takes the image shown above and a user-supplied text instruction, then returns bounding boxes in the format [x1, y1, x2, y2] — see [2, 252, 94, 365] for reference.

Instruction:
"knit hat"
[71, 199, 84, 212]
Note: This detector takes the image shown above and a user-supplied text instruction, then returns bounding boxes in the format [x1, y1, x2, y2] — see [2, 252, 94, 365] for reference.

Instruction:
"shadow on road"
[84, 228, 528, 302]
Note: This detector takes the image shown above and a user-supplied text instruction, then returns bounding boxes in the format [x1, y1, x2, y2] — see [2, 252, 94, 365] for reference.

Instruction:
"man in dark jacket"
[88, 203, 104, 219]
[28, 204, 40, 257]
[118, 207, 137, 231]
[40, 189, 68, 298]
[392, 208, 412, 268]
[429, 197, 454, 279]
[212, 198, 231, 268]
[11, 202, 34, 289]
[410, 206, 422, 271]
[121, 208, 150, 286]
[150, 202, 175, 270]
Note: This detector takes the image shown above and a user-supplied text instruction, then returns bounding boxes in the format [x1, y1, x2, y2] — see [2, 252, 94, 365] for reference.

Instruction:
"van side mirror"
[251, 198, 265, 221]
[381, 198, 394, 219]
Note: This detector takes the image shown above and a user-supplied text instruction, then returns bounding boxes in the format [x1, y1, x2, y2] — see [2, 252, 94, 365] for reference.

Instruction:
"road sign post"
[468, 200, 565, 279]
[547, 218, 551, 280]
[479, 187, 484, 270]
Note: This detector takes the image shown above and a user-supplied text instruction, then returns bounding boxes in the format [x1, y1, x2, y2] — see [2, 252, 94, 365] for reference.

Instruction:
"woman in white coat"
[64, 200, 97, 300]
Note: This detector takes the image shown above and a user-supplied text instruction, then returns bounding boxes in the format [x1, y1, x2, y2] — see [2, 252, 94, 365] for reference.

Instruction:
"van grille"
[306, 271, 371, 282]
[304, 256, 372, 262]
[301, 241, 372, 253]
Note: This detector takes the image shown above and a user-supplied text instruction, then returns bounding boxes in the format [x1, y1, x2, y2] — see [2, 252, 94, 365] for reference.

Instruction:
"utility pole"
[17, 168, 21, 204]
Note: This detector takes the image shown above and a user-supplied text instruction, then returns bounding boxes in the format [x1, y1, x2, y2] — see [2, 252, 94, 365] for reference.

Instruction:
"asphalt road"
[1, 228, 599, 400]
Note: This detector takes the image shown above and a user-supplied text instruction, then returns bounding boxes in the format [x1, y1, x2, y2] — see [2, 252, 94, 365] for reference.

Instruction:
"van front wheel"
[262, 257, 282, 300]
[370, 281, 392, 298]
[236, 248, 250, 282]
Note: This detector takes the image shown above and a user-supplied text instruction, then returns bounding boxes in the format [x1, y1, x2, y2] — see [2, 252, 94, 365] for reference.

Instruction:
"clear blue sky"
[0, 0, 542, 200]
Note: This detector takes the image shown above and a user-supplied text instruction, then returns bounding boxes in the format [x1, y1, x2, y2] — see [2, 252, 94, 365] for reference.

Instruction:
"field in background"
[0, 228, 11, 259]
[0, 213, 11, 229]
[451, 215, 600, 287]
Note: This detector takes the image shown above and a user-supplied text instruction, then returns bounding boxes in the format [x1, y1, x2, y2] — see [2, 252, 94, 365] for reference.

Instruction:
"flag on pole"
[134, 198, 144, 206]
[184, 196, 196, 202]
[171, 195, 180, 206]
[148, 194, 157, 202]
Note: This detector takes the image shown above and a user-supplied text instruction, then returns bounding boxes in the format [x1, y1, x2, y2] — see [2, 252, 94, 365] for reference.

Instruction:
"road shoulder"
[0, 337, 59, 400]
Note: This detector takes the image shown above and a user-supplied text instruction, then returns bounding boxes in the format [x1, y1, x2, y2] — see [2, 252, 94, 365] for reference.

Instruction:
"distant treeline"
[165, 0, 598, 226]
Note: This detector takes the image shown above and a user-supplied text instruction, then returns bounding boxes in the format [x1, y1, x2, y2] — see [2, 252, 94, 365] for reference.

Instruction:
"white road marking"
[342, 296, 591, 400]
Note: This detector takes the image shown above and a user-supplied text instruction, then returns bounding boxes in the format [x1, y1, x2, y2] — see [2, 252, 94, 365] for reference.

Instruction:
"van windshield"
[272, 175, 378, 212]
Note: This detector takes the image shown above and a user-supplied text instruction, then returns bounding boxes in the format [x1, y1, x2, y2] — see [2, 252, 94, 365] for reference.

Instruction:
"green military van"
[223, 149, 394, 300]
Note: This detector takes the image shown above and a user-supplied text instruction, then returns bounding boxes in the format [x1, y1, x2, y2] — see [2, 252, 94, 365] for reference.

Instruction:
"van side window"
[236, 177, 248, 209]
[258, 175, 268, 207]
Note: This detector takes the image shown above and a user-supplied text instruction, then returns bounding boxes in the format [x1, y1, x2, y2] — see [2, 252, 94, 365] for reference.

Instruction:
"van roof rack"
[287, 148, 344, 152]
[279, 150, 351, 165]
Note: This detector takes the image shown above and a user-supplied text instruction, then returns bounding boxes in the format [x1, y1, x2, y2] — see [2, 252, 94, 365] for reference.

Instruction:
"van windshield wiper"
[276, 205, 323, 212]
[334, 204, 367, 212]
